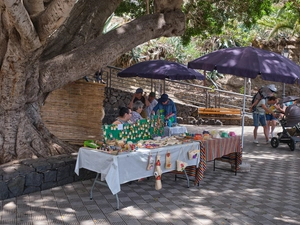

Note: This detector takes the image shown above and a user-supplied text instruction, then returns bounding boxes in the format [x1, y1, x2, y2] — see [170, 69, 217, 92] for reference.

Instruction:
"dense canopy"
[0, 0, 275, 164]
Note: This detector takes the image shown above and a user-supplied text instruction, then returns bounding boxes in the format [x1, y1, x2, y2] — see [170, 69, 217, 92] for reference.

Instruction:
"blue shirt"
[153, 99, 177, 123]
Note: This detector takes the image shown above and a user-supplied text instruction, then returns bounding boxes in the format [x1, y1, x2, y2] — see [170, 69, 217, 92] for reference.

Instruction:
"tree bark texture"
[0, 0, 185, 164]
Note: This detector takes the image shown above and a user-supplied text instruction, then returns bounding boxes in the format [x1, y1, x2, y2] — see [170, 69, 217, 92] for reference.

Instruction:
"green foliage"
[257, 2, 300, 39]
[115, 0, 274, 45]
[240, 86, 245, 94]
[102, 13, 120, 34]
[182, 0, 273, 45]
[115, 0, 153, 18]
[206, 70, 224, 81]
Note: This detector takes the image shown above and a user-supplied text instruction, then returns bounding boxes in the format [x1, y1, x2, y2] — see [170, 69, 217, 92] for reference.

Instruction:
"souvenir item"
[154, 153, 162, 190]
[229, 131, 236, 137]
[147, 153, 154, 170]
[221, 131, 229, 138]
[176, 160, 188, 172]
[210, 130, 217, 136]
[84, 140, 99, 149]
[213, 133, 221, 138]
[194, 133, 202, 140]
[203, 133, 211, 140]
[203, 130, 210, 135]
[165, 151, 171, 169]
[103, 115, 164, 143]
[188, 149, 200, 160]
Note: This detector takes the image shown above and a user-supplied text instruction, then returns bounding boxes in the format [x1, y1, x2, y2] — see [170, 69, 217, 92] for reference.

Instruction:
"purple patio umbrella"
[118, 60, 205, 80]
[188, 46, 300, 84]
[188, 46, 300, 152]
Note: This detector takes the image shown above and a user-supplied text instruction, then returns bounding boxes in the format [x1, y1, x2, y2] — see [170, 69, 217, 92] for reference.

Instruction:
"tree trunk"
[0, 0, 185, 164]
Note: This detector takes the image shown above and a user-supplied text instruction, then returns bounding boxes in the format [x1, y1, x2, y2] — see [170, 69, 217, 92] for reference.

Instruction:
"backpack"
[251, 86, 273, 112]
[251, 88, 264, 112]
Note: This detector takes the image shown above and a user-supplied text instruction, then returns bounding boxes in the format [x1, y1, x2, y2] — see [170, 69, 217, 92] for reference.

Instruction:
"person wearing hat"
[146, 92, 158, 118]
[253, 96, 278, 144]
[152, 94, 177, 123]
[250, 84, 277, 112]
[128, 88, 150, 118]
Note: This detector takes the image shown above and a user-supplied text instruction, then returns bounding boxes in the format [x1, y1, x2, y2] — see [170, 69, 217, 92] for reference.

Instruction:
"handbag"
[176, 160, 188, 172]
[176, 147, 188, 171]
[188, 149, 200, 160]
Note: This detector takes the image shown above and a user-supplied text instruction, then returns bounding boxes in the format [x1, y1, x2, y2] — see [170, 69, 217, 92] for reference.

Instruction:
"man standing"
[152, 94, 177, 123]
[253, 96, 278, 144]
[146, 92, 158, 118]
[128, 88, 150, 118]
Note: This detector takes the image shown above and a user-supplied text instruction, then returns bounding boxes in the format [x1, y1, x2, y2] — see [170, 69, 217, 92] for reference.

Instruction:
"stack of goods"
[83, 136, 194, 155]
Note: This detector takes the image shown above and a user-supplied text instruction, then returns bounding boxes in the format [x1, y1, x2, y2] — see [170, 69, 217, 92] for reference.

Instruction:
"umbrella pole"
[241, 78, 246, 150]
[239, 78, 251, 172]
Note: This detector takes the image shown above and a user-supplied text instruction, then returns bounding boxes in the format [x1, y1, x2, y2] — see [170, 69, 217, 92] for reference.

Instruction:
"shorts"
[266, 114, 276, 121]
[253, 113, 266, 127]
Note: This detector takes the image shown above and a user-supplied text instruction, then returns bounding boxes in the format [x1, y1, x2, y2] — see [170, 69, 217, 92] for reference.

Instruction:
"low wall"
[103, 87, 252, 126]
[0, 154, 95, 200]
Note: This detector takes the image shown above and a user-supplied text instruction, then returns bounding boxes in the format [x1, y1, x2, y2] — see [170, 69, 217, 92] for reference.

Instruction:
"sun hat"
[229, 131, 236, 137]
[135, 88, 143, 93]
[221, 131, 229, 138]
[267, 84, 277, 93]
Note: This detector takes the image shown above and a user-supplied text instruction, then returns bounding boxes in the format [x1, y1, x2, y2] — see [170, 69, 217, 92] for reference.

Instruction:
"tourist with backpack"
[251, 85, 278, 144]
[250, 84, 277, 112]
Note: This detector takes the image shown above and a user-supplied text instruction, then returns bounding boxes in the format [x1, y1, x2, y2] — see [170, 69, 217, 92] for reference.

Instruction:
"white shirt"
[256, 98, 266, 115]
[146, 99, 158, 117]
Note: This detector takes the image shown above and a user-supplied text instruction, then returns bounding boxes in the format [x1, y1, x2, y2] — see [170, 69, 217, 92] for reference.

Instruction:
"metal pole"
[282, 48, 289, 99]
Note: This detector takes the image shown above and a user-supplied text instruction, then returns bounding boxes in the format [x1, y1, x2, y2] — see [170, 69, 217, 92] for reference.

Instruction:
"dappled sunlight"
[3, 201, 17, 210]
[274, 216, 300, 224]
[1, 125, 299, 224]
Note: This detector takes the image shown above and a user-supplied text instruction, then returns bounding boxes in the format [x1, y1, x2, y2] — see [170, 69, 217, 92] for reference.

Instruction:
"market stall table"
[75, 141, 200, 209]
[164, 126, 187, 136]
[178, 136, 242, 185]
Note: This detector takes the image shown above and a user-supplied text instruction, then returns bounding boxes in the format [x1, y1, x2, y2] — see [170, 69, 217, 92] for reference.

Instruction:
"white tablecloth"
[75, 142, 200, 195]
[164, 126, 187, 136]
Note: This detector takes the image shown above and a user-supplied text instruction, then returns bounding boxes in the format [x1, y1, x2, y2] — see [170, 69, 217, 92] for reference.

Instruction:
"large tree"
[0, 0, 272, 164]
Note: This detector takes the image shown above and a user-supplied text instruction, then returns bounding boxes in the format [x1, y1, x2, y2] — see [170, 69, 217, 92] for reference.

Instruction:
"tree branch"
[23, 0, 44, 16]
[35, 0, 77, 42]
[41, 0, 122, 60]
[3, 0, 41, 51]
[39, 10, 185, 93]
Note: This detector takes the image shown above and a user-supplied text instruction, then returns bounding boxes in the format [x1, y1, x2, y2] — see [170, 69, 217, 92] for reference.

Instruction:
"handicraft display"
[103, 115, 164, 143]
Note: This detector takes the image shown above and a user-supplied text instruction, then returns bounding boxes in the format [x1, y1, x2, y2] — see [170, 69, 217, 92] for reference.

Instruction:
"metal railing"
[102, 66, 253, 114]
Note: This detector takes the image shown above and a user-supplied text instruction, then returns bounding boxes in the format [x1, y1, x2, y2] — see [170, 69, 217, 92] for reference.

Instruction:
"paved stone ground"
[1, 125, 300, 225]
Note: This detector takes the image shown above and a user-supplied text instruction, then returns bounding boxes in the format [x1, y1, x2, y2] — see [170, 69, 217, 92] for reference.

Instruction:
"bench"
[198, 107, 242, 120]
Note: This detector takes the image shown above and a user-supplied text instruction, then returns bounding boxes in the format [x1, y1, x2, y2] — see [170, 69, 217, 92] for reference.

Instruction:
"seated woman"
[131, 100, 144, 123]
[112, 107, 132, 125]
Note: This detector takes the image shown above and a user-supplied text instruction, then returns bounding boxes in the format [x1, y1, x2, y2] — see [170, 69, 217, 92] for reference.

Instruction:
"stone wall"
[0, 154, 95, 200]
[102, 87, 252, 126]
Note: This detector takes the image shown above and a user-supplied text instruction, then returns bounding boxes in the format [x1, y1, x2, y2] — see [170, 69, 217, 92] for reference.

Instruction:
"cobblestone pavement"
[1, 125, 300, 225]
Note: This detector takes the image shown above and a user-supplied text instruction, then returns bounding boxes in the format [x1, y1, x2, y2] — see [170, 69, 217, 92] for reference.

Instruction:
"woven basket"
[41, 80, 105, 145]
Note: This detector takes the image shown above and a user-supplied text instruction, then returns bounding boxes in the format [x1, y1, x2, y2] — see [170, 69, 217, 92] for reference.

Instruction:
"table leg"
[89, 173, 120, 210]
[183, 169, 190, 188]
[90, 173, 100, 200]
